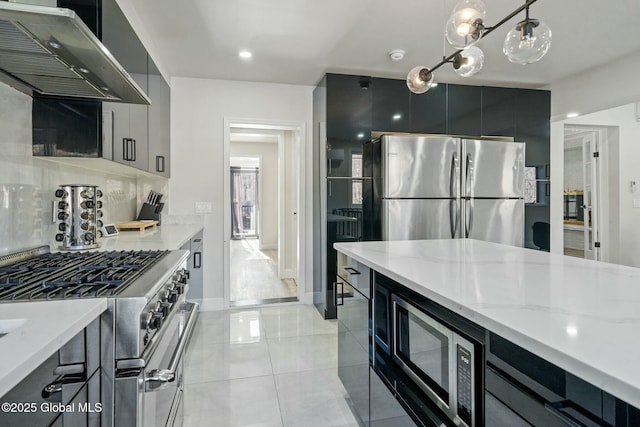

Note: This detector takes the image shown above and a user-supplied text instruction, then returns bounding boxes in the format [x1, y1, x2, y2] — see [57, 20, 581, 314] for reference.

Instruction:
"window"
[352, 154, 363, 205]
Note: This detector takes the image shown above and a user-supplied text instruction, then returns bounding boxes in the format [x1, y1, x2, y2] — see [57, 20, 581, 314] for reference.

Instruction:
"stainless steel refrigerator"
[374, 134, 525, 246]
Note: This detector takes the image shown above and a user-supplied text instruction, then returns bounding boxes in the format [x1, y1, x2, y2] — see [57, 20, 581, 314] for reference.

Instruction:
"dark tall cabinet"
[313, 73, 550, 319]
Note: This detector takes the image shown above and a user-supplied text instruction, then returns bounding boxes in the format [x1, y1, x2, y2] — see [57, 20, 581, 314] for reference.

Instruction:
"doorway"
[226, 123, 303, 307]
[231, 158, 260, 239]
[563, 125, 607, 260]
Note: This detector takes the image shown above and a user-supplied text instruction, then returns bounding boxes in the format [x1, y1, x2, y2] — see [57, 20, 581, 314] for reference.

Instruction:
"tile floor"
[183, 304, 359, 427]
[230, 239, 298, 303]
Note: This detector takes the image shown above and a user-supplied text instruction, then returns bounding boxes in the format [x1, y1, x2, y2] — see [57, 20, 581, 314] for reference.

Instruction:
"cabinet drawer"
[337, 252, 370, 298]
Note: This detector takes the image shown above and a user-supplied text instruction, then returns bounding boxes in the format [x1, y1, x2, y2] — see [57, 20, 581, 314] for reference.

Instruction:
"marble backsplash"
[0, 82, 167, 255]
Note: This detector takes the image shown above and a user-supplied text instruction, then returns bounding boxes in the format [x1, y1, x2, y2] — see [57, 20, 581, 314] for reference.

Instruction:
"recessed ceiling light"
[430, 82, 439, 88]
[357, 133, 365, 139]
[239, 50, 252, 59]
[48, 41, 61, 49]
[566, 112, 579, 118]
[392, 114, 402, 121]
[78, 68, 89, 74]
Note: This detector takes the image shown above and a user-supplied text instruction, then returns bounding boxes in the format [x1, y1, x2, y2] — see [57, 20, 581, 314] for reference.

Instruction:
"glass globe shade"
[453, 46, 484, 77]
[406, 66, 434, 94]
[503, 19, 552, 65]
[445, 0, 486, 48]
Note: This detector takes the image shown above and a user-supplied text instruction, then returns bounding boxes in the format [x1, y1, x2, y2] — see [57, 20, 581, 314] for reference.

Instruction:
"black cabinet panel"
[58, 0, 101, 36]
[514, 89, 550, 166]
[410, 83, 447, 134]
[372, 77, 410, 133]
[327, 74, 372, 177]
[481, 86, 519, 137]
[447, 85, 481, 136]
[32, 96, 101, 157]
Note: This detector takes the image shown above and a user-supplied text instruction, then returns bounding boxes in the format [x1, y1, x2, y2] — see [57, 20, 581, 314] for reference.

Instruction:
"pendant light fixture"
[453, 46, 484, 77]
[503, 3, 552, 65]
[444, 0, 486, 49]
[407, 0, 549, 94]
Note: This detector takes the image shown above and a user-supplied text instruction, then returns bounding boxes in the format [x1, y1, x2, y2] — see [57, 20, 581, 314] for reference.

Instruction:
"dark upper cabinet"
[372, 77, 410, 134]
[148, 57, 171, 178]
[326, 74, 371, 177]
[447, 84, 482, 136]
[481, 86, 518, 137]
[57, 0, 101, 36]
[102, 0, 149, 171]
[32, 0, 171, 177]
[32, 96, 101, 157]
[410, 83, 447, 134]
[514, 89, 551, 166]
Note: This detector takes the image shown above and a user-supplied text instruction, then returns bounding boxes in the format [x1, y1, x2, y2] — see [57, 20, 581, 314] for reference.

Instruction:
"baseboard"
[198, 297, 225, 311]
[304, 292, 315, 305]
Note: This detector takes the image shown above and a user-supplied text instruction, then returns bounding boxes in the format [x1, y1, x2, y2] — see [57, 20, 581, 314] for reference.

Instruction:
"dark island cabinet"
[372, 77, 410, 134]
[447, 84, 482, 136]
[410, 83, 447, 135]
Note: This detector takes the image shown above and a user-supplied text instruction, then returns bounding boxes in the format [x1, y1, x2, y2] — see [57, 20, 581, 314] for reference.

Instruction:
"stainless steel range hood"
[0, 1, 150, 104]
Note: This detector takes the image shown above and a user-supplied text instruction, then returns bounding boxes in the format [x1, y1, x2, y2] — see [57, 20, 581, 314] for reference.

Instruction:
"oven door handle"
[146, 302, 199, 390]
[42, 373, 86, 400]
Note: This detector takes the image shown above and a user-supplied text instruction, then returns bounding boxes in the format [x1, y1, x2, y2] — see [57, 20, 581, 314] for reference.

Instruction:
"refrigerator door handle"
[465, 153, 474, 198]
[450, 200, 458, 238]
[466, 199, 474, 238]
[450, 152, 459, 199]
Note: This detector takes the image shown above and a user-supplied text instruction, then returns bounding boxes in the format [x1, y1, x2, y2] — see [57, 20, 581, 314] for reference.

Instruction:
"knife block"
[137, 203, 161, 224]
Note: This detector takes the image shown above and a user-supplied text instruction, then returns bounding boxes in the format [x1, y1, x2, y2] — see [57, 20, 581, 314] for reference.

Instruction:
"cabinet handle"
[544, 401, 589, 427]
[193, 252, 202, 269]
[131, 139, 137, 161]
[192, 238, 201, 243]
[334, 281, 344, 307]
[344, 267, 360, 275]
[156, 155, 165, 172]
[122, 138, 129, 161]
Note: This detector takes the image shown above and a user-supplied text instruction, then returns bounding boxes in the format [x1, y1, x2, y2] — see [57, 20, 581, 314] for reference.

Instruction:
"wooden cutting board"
[116, 220, 159, 231]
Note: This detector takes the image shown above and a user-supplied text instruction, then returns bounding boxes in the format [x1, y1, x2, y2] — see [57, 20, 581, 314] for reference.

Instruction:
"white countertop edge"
[334, 241, 640, 409]
[0, 299, 108, 398]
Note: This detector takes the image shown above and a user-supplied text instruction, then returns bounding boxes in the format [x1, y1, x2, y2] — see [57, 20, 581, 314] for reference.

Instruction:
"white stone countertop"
[51, 224, 203, 252]
[334, 239, 640, 409]
[0, 299, 108, 397]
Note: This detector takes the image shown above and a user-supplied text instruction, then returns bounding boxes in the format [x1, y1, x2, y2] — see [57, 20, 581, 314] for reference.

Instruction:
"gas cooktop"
[0, 248, 168, 301]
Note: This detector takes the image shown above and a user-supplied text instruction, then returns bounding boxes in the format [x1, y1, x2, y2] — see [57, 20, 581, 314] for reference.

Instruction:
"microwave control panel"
[457, 344, 473, 426]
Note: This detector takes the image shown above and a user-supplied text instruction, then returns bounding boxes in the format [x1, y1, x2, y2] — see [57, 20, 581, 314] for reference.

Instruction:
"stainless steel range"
[0, 246, 199, 427]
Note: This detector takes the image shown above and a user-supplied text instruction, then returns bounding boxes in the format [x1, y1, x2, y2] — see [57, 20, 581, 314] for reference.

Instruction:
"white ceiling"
[130, 0, 640, 88]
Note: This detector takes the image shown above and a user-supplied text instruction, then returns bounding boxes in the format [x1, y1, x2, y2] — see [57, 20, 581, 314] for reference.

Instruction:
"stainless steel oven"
[115, 301, 198, 427]
[392, 294, 479, 427]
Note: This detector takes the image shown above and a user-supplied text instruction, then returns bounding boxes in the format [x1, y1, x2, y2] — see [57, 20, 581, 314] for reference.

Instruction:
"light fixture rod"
[426, 0, 539, 76]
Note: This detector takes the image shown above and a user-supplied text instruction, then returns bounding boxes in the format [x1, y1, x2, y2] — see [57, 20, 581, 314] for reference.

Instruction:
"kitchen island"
[335, 239, 640, 425]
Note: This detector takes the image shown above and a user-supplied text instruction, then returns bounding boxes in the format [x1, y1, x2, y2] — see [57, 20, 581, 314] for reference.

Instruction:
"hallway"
[230, 238, 297, 305]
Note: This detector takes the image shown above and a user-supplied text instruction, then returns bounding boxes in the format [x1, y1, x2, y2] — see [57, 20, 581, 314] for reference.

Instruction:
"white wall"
[551, 103, 640, 267]
[547, 51, 640, 121]
[230, 141, 278, 248]
[169, 78, 313, 308]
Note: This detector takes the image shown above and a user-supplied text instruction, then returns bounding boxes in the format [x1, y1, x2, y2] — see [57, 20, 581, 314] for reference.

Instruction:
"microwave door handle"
[146, 304, 199, 390]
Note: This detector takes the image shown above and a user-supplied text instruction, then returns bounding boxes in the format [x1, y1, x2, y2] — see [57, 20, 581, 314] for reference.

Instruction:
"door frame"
[223, 118, 306, 308]
[562, 124, 610, 261]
